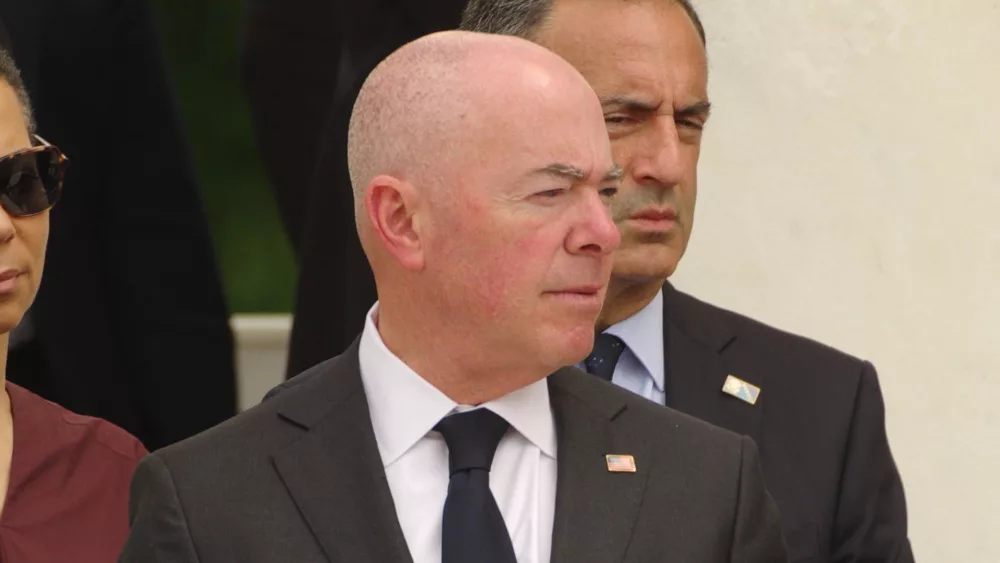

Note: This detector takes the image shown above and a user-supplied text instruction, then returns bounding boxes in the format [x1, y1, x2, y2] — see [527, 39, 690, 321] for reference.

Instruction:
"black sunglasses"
[0, 135, 68, 217]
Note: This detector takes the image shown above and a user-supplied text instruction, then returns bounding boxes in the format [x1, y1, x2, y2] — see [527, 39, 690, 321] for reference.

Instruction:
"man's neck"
[597, 279, 664, 332]
[375, 305, 548, 405]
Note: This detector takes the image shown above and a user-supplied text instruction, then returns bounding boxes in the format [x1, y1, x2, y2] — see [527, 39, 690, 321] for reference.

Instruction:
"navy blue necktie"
[584, 333, 626, 382]
[436, 409, 517, 563]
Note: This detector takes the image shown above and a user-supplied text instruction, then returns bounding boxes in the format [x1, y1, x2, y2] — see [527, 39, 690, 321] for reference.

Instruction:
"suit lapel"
[271, 345, 413, 563]
[548, 369, 651, 563]
[663, 283, 764, 447]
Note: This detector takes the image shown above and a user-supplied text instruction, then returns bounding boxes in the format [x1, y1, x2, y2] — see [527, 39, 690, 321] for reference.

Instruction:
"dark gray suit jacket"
[120, 341, 788, 562]
[662, 283, 912, 562]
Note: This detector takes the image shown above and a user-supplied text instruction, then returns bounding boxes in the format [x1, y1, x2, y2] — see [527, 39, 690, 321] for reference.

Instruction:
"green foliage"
[152, 0, 297, 312]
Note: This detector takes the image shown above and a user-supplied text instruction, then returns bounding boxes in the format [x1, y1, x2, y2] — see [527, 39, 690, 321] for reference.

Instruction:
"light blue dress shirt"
[579, 289, 665, 404]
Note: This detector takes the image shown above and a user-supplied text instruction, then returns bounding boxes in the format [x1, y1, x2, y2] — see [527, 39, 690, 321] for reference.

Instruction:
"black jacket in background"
[0, 0, 236, 450]
[241, 0, 467, 375]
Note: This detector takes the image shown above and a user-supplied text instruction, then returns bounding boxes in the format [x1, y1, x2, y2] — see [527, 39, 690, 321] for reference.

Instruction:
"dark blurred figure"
[0, 0, 237, 450]
[242, 0, 468, 376]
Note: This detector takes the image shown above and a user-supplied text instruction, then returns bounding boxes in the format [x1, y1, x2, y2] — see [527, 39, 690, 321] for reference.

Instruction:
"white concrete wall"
[234, 1, 999, 558]
[232, 315, 290, 409]
[674, 0, 1000, 560]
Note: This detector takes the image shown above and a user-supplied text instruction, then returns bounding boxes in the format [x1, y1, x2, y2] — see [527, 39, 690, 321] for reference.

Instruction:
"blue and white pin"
[722, 375, 761, 405]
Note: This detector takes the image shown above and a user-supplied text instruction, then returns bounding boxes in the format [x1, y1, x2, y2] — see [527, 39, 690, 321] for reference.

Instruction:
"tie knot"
[584, 333, 626, 382]
[435, 409, 510, 475]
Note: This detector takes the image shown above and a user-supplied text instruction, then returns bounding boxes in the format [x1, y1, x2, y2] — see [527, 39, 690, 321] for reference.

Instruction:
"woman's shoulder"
[3, 383, 142, 560]
[7, 381, 148, 464]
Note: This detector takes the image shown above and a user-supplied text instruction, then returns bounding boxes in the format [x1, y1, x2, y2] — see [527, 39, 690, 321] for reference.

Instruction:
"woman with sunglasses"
[0, 48, 146, 561]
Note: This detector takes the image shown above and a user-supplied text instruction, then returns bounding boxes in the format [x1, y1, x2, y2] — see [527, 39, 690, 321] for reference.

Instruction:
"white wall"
[232, 315, 290, 410]
[673, 0, 1000, 560]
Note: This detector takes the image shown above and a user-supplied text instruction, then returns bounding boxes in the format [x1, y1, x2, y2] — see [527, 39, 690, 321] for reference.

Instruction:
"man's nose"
[630, 118, 684, 188]
[566, 190, 621, 256]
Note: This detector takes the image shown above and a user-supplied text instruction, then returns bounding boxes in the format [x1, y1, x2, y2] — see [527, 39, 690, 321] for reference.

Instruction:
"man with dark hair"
[461, 0, 705, 45]
[461, 1, 913, 562]
[0, 2, 236, 450]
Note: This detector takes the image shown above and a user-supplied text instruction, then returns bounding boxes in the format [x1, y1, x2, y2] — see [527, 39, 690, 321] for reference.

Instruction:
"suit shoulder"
[552, 369, 744, 448]
[625, 382, 745, 444]
[672, 288, 869, 373]
[263, 355, 340, 399]
[608, 379, 753, 481]
[155, 356, 343, 464]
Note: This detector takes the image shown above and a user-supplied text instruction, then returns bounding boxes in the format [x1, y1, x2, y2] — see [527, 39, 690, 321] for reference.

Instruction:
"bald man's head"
[351, 30, 621, 386]
[347, 31, 597, 226]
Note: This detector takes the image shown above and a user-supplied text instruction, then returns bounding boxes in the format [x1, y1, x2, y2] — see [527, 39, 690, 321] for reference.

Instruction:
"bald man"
[119, 32, 787, 563]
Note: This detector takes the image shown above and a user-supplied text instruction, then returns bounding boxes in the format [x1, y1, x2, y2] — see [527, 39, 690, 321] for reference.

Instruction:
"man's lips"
[625, 207, 678, 233]
[544, 285, 606, 305]
[546, 285, 604, 295]
[629, 207, 677, 222]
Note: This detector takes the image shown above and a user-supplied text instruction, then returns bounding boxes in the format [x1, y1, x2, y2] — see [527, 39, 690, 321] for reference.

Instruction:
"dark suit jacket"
[662, 283, 913, 563]
[120, 341, 788, 562]
[241, 0, 467, 375]
[0, 0, 236, 450]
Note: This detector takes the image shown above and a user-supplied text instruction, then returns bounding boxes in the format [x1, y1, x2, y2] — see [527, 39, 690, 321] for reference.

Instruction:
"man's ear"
[365, 175, 425, 271]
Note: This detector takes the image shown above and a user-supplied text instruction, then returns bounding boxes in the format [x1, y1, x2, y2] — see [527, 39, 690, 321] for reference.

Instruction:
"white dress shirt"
[358, 303, 558, 563]
[579, 288, 666, 404]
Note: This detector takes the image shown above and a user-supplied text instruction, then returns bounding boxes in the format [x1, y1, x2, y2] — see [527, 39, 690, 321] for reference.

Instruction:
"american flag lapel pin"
[605, 454, 636, 473]
[722, 374, 761, 405]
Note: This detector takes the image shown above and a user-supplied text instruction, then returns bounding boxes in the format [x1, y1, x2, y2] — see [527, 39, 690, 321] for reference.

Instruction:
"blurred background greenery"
[151, 0, 296, 313]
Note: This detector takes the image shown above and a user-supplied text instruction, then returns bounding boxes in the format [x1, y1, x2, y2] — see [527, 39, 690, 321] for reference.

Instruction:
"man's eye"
[677, 118, 704, 130]
[536, 189, 565, 198]
[600, 186, 619, 199]
[605, 115, 632, 125]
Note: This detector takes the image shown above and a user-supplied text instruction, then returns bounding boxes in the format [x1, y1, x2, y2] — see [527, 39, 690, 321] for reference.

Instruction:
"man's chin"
[610, 262, 678, 286]
[540, 324, 596, 366]
[611, 241, 683, 283]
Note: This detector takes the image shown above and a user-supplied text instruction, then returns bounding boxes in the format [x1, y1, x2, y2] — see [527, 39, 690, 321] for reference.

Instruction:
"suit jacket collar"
[662, 282, 765, 447]
[547, 368, 650, 563]
[270, 346, 651, 563]
[272, 339, 413, 563]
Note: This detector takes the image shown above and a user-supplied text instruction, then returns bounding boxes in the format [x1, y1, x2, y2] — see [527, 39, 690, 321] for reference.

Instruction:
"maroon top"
[0, 382, 147, 562]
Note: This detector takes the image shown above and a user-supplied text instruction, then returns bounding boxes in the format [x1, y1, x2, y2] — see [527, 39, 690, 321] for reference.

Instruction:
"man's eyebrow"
[603, 165, 624, 183]
[536, 163, 624, 183]
[538, 163, 586, 181]
[600, 95, 713, 118]
[600, 95, 658, 113]
[676, 100, 713, 119]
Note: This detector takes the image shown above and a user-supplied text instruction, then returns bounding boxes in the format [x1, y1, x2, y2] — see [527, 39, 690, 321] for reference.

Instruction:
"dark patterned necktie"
[436, 409, 517, 563]
[584, 333, 626, 382]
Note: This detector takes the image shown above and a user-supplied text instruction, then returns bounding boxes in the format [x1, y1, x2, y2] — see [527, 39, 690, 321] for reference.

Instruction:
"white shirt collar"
[604, 288, 665, 393]
[358, 303, 558, 467]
